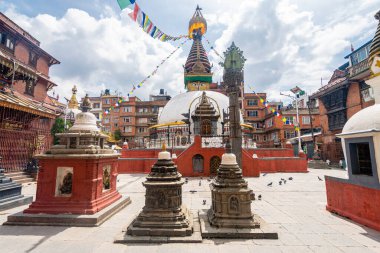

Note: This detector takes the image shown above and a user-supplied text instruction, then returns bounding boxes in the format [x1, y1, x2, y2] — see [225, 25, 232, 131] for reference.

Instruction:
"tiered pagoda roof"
[184, 6, 213, 87]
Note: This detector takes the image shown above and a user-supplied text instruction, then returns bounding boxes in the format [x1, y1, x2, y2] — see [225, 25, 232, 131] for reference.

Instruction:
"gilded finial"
[162, 142, 166, 151]
[68, 85, 79, 110]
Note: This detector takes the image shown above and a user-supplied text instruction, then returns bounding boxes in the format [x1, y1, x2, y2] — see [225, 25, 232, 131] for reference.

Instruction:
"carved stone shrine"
[5, 95, 130, 226]
[127, 145, 193, 237]
[207, 142, 259, 229]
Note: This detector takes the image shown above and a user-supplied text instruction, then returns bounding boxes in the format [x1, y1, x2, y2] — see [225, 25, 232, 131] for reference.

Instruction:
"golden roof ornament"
[188, 5, 207, 38]
[68, 85, 79, 109]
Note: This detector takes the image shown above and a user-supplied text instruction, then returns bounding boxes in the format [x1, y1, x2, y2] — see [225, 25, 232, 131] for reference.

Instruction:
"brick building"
[86, 89, 171, 148]
[240, 92, 320, 153]
[0, 12, 61, 172]
[311, 40, 374, 163]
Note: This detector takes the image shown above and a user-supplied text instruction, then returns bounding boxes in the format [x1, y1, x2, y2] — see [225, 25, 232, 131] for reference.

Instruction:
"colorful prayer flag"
[128, 3, 139, 21]
[117, 0, 135, 10]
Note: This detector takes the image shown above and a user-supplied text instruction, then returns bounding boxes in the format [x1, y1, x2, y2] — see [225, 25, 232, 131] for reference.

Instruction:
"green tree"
[51, 118, 71, 145]
[114, 129, 122, 141]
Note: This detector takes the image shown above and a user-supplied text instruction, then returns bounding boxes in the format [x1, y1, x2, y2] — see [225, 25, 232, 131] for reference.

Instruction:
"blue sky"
[1, 0, 379, 102]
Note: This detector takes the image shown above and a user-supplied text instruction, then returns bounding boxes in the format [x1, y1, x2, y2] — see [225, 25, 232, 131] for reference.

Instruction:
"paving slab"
[0, 170, 380, 252]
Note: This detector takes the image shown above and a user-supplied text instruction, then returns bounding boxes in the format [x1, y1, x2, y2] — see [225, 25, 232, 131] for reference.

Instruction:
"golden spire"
[369, 10, 380, 69]
[68, 85, 79, 109]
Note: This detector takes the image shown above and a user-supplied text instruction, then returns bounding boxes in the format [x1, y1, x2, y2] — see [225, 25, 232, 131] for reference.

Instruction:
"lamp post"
[280, 90, 302, 154]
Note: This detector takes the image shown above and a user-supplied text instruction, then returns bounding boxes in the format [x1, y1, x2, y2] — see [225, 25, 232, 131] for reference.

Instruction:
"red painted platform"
[119, 136, 307, 177]
[325, 176, 380, 231]
[24, 155, 121, 215]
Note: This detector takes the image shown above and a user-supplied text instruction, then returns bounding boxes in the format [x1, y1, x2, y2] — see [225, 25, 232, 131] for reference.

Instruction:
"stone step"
[4, 172, 35, 185]
[11, 178, 34, 185]
[4, 171, 29, 177]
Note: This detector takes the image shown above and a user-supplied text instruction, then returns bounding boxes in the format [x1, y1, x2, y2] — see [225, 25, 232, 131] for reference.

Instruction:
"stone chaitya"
[207, 141, 258, 229]
[0, 156, 32, 211]
[127, 144, 193, 236]
[5, 94, 130, 226]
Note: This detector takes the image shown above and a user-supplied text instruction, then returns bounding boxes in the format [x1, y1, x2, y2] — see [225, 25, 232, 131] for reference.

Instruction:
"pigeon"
[202, 200, 206, 205]
[283, 180, 287, 184]
[288, 177, 293, 180]
[199, 181, 202, 186]
[117, 179, 120, 182]
[279, 181, 282, 185]
[258, 194, 262, 200]
[318, 176, 323, 181]
[190, 190, 197, 194]
[263, 173, 267, 176]
[267, 182, 273, 187]
[281, 178, 285, 181]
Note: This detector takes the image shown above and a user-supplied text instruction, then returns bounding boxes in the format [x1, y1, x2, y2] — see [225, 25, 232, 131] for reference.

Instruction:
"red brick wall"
[326, 177, 380, 231]
[119, 135, 307, 177]
[36, 56, 50, 76]
[346, 82, 362, 119]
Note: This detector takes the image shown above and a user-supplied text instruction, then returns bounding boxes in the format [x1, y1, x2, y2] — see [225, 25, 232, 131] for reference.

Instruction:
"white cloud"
[3, 0, 380, 105]
[4, 6, 186, 101]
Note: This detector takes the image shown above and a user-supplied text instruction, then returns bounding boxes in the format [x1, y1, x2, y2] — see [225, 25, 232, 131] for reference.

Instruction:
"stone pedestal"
[23, 154, 122, 215]
[5, 95, 130, 226]
[126, 150, 193, 237]
[0, 164, 32, 211]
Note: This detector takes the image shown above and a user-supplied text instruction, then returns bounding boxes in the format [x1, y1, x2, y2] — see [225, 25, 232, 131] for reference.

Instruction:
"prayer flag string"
[124, 2, 188, 42]
[103, 38, 190, 115]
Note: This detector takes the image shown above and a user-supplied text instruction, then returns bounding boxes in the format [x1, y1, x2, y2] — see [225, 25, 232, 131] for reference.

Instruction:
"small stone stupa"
[208, 141, 258, 228]
[126, 143, 193, 237]
[5, 95, 130, 226]
[200, 140, 277, 239]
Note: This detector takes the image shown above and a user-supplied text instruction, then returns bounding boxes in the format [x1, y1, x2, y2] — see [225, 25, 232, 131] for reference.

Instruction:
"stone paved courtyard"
[1, 169, 380, 253]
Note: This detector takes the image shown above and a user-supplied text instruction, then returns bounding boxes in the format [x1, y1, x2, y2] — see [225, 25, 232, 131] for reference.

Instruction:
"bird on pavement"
[279, 181, 282, 185]
[267, 182, 273, 187]
[318, 176, 323, 181]
[288, 177, 293, 180]
[258, 194, 262, 200]
[190, 190, 197, 194]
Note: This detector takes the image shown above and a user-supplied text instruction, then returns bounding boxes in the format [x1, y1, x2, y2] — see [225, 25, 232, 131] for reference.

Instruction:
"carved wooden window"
[24, 80, 35, 96]
[201, 119, 211, 135]
[29, 51, 38, 67]
[210, 156, 221, 175]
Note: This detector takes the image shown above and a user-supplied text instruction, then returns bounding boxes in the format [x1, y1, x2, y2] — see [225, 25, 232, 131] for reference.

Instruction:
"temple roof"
[192, 91, 219, 118]
[184, 6, 211, 77]
[0, 90, 59, 119]
[369, 10, 380, 67]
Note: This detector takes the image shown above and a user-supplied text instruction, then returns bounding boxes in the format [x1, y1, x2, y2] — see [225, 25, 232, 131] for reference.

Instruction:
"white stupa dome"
[342, 104, 380, 134]
[70, 112, 100, 132]
[158, 90, 243, 126]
